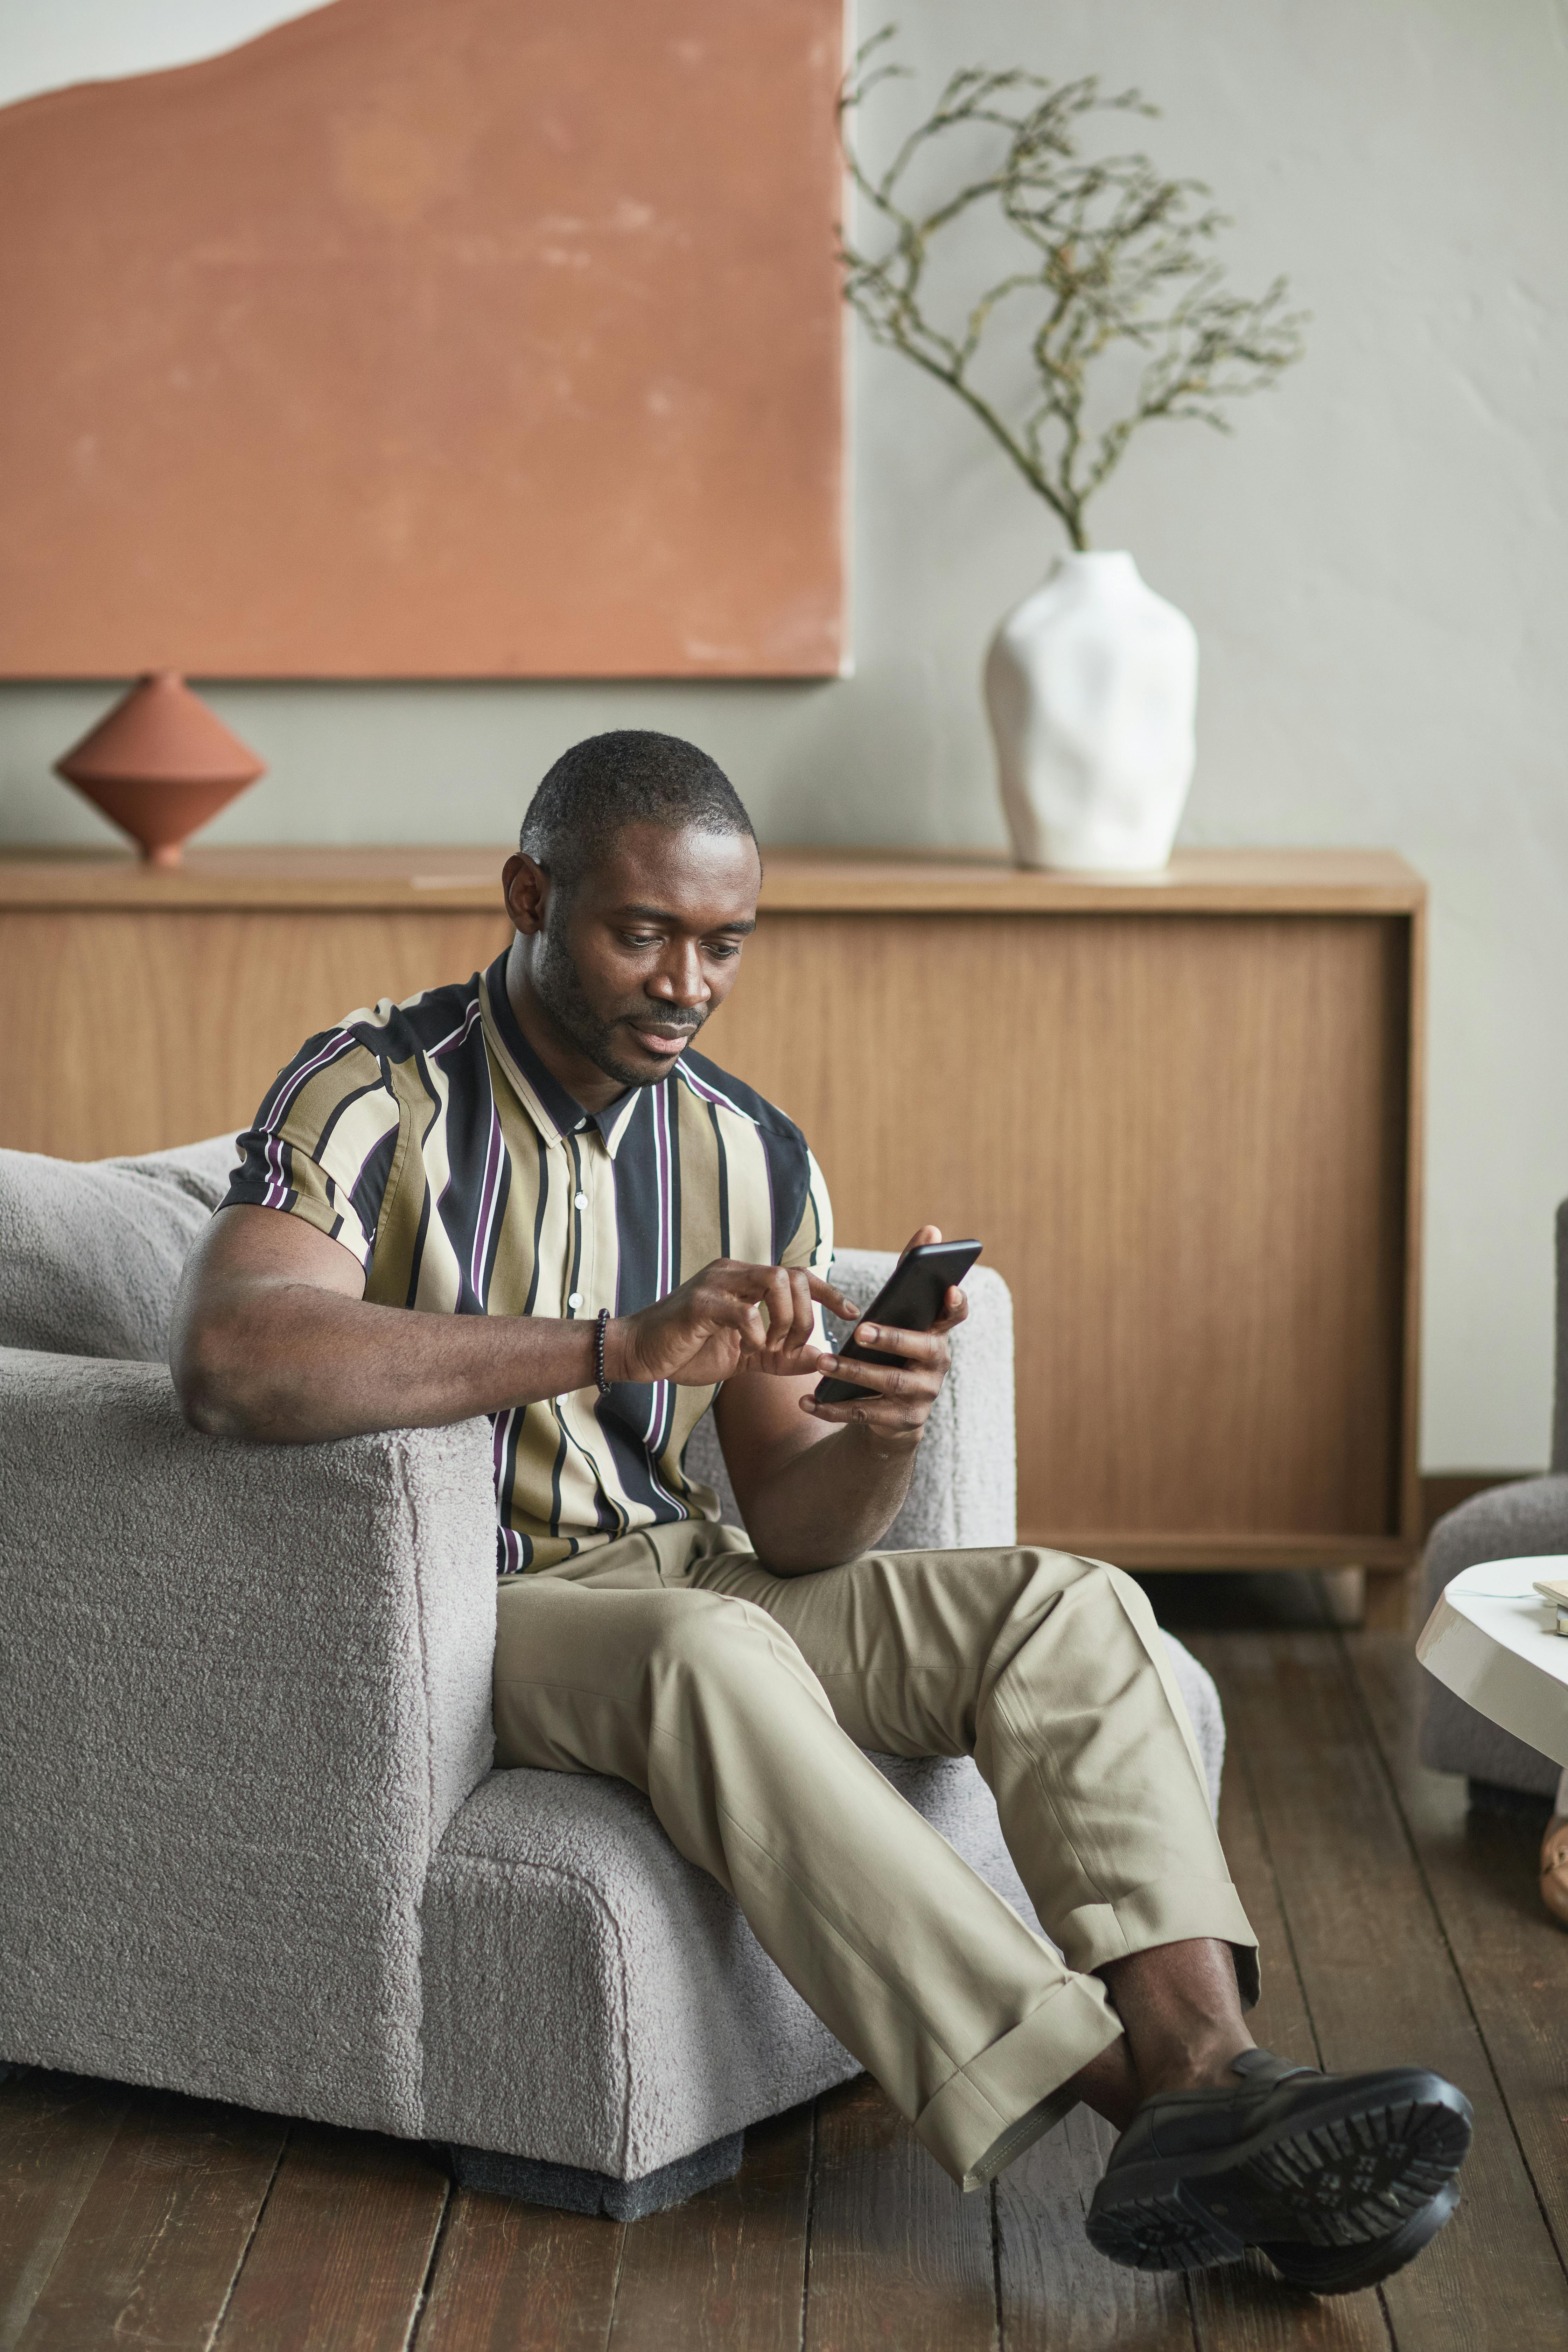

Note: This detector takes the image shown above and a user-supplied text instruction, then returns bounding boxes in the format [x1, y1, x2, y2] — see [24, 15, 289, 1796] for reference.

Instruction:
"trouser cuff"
[913, 1972, 1125, 2191]
[1053, 1873, 1261, 2008]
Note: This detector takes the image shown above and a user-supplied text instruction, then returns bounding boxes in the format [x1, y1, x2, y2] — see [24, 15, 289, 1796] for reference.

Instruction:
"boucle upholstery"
[0, 1140, 1225, 2187]
[0, 1135, 237, 1360]
[0, 1349, 497, 2137]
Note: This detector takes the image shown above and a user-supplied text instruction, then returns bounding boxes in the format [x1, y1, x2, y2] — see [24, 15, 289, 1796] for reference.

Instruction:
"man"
[172, 730, 1470, 2291]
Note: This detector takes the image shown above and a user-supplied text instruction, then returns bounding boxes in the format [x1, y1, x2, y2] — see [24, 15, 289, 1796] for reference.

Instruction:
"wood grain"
[1345, 1633, 1568, 2265]
[12, 2092, 284, 2352]
[707, 908, 1415, 1555]
[1185, 1682, 1391, 2352]
[1194, 1632, 1568, 2351]
[0, 2074, 128, 2352]
[994, 2104, 1194, 2352]
[414, 2188, 621, 2352]
[0, 906, 511, 1158]
[0, 847, 1424, 915]
[215, 2123, 448, 2352]
[607, 2107, 811, 2352]
[803, 2075, 995, 2352]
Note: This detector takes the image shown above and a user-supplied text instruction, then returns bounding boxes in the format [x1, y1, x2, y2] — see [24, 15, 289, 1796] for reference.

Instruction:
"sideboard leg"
[1362, 1567, 1416, 1634]
[1321, 1567, 1365, 1625]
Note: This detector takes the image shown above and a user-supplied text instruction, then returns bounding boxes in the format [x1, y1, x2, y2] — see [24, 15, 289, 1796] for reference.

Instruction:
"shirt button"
[574, 1191, 587, 1210]
[567, 1291, 583, 1311]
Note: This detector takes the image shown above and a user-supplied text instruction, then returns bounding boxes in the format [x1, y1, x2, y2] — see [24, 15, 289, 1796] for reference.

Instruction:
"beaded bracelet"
[595, 1306, 612, 1395]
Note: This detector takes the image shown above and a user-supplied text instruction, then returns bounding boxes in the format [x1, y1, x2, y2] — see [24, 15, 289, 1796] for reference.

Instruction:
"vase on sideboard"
[55, 671, 265, 868]
[983, 551, 1198, 872]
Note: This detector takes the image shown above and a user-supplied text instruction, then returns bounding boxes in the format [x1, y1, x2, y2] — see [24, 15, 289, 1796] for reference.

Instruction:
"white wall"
[0, 0, 334, 108]
[2, 0, 1564, 1470]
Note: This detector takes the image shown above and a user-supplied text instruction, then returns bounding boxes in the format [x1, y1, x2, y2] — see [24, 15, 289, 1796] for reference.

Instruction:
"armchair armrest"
[0, 1349, 497, 2138]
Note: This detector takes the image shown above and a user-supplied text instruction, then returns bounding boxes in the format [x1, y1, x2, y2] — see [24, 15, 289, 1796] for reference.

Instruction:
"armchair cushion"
[0, 1134, 237, 1361]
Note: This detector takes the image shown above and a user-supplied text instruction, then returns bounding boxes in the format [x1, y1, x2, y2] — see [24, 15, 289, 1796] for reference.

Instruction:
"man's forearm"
[178, 1279, 607, 1442]
[739, 1423, 922, 1575]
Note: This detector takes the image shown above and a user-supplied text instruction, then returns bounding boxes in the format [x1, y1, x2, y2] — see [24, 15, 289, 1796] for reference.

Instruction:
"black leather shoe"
[1085, 2047, 1472, 2276]
[1259, 2174, 1462, 2294]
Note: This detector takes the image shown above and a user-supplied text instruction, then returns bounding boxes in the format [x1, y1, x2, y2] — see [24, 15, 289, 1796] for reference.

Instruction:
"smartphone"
[814, 1240, 982, 1403]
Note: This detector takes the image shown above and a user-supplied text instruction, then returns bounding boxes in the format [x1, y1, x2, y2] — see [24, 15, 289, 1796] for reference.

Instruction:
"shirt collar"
[480, 955, 643, 1158]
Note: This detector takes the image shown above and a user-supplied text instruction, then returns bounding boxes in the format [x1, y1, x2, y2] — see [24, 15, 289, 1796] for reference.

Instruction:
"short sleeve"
[779, 1146, 834, 1278]
[221, 1028, 404, 1272]
[779, 1146, 835, 1345]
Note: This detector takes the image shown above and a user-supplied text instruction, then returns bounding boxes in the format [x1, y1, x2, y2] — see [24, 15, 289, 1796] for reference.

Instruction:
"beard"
[531, 923, 707, 1090]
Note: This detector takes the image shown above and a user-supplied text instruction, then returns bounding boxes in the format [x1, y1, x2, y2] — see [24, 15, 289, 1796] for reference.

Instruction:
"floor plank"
[414, 2187, 621, 2352]
[0, 2073, 129, 2352]
[995, 2102, 1194, 2352]
[12, 2090, 285, 2352]
[1186, 1665, 1392, 2352]
[1196, 1630, 1568, 2352]
[1345, 1632, 1568, 2263]
[608, 2105, 811, 2352]
[215, 2122, 448, 2352]
[803, 2074, 994, 2352]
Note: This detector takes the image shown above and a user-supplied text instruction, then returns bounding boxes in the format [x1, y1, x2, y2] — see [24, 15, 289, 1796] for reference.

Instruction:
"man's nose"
[648, 945, 709, 1009]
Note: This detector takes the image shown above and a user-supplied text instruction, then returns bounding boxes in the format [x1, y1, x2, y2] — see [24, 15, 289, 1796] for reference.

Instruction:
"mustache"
[618, 1009, 706, 1037]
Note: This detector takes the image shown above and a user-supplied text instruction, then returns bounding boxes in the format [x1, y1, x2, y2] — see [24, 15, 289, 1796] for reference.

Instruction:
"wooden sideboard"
[0, 844, 1424, 1620]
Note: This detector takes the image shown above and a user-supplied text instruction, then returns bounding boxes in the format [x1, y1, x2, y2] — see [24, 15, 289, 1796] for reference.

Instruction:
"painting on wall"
[0, 0, 846, 678]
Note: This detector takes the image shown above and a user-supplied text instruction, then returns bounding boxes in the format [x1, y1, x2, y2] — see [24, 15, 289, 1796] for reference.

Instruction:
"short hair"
[519, 730, 756, 890]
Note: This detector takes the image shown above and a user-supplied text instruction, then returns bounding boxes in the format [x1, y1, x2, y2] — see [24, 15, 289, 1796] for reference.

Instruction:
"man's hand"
[797, 1224, 969, 1455]
[712, 1226, 971, 1573]
[609, 1260, 861, 1390]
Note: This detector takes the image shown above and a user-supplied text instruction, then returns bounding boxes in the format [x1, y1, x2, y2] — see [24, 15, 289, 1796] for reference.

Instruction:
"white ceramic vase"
[984, 551, 1198, 872]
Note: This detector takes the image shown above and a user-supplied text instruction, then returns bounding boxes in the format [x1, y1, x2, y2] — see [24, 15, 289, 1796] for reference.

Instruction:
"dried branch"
[838, 27, 1308, 550]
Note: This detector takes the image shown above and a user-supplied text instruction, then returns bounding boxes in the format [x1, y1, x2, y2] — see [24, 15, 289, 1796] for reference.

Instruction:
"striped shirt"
[222, 953, 834, 1572]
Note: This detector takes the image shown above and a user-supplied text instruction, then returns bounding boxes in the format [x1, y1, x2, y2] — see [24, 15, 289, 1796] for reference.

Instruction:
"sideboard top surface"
[0, 844, 1425, 915]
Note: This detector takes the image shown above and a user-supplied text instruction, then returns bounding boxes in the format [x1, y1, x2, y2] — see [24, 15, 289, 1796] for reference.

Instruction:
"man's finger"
[784, 1266, 817, 1357]
[801, 1394, 923, 1437]
[849, 1322, 951, 1364]
[813, 1354, 934, 1400]
[805, 1271, 861, 1321]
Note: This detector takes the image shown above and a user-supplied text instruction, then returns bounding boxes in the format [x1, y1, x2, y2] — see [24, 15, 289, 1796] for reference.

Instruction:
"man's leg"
[679, 1534, 1470, 2282]
[679, 1536, 1260, 2045]
[493, 1528, 1128, 2188]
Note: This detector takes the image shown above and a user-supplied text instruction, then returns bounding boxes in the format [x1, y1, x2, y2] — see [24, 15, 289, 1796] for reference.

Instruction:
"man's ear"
[503, 852, 550, 937]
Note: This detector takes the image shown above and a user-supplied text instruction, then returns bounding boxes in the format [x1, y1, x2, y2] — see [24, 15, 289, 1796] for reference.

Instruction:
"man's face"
[507, 821, 762, 1092]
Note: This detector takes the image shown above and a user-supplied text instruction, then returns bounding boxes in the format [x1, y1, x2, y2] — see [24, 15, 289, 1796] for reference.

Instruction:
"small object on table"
[55, 670, 265, 868]
[1533, 1574, 1568, 1636]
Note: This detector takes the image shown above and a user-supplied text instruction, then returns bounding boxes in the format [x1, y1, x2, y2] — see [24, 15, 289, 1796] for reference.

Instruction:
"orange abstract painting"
[0, 0, 846, 677]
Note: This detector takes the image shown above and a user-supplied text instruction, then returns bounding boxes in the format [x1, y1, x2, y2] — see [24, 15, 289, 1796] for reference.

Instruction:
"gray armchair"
[1419, 1200, 1568, 1798]
[0, 1136, 1225, 2214]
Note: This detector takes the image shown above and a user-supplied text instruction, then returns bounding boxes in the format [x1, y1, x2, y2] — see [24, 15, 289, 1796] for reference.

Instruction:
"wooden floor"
[4, 1574, 1566, 2352]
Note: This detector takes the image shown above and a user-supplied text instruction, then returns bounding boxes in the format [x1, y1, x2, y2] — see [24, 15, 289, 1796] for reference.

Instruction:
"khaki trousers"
[492, 1522, 1258, 2189]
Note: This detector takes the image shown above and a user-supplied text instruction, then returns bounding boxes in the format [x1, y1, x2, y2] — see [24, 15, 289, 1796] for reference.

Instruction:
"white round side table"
[1417, 1558, 1568, 1770]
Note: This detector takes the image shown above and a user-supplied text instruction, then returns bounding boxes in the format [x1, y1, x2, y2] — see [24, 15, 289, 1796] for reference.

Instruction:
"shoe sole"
[1262, 2172, 1462, 2294]
[1085, 2070, 1473, 2273]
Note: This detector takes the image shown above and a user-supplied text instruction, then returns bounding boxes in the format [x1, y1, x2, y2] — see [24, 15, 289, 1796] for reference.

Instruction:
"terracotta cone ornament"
[55, 671, 265, 867]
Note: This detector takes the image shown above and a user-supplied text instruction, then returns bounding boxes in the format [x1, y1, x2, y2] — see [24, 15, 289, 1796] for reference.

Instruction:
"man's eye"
[621, 932, 660, 949]
[706, 941, 742, 961]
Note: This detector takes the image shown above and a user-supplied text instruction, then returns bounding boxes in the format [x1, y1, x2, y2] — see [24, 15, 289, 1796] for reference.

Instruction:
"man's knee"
[646, 1589, 794, 1685]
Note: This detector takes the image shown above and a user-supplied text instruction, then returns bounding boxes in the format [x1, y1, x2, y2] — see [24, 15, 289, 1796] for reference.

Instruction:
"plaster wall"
[1, 0, 1563, 1472]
